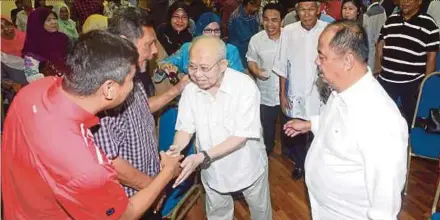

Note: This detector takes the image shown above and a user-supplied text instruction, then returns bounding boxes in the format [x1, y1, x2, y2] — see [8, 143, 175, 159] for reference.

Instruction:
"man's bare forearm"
[426, 51, 436, 75]
[172, 130, 193, 152]
[279, 77, 287, 98]
[119, 167, 175, 220]
[148, 86, 179, 113]
[248, 61, 263, 80]
[206, 136, 247, 160]
[112, 157, 153, 191]
[374, 40, 384, 75]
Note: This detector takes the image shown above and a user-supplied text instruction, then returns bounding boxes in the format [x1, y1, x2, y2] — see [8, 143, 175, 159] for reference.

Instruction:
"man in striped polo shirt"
[375, 0, 439, 127]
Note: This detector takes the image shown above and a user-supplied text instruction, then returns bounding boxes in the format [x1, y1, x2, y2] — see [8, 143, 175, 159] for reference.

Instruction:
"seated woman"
[156, 1, 193, 55]
[53, 2, 79, 40]
[1, 16, 27, 101]
[22, 7, 69, 82]
[82, 14, 108, 33]
[157, 12, 244, 77]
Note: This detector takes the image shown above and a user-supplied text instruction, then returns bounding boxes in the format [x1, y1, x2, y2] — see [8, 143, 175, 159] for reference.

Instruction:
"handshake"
[160, 145, 205, 188]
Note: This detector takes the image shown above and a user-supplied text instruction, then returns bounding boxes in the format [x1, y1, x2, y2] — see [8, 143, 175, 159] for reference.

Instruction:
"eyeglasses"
[171, 15, 189, 20]
[203, 28, 221, 34]
[188, 61, 219, 73]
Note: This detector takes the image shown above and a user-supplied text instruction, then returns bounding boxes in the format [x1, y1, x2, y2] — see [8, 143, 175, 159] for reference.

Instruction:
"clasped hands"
[163, 145, 205, 188]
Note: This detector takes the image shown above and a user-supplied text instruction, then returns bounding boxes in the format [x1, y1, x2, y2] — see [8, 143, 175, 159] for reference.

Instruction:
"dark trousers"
[378, 77, 422, 128]
[281, 115, 313, 170]
[260, 105, 281, 155]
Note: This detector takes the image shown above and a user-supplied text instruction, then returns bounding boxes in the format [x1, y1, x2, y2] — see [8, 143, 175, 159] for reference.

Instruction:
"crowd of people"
[1, 0, 440, 219]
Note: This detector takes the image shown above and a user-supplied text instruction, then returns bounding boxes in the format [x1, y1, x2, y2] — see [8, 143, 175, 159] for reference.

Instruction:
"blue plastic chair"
[158, 105, 203, 219]
[405, 72, 440, 194]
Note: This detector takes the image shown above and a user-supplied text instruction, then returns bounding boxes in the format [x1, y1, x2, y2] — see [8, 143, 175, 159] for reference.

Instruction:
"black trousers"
[378, 77, 422, 128]
[281, 115, 313, 170]
[260, 105, 281, 155]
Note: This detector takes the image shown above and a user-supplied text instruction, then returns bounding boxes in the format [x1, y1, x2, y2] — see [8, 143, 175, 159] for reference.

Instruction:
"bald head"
[322, 20, 369, 62]
[190, 36, 226, 62]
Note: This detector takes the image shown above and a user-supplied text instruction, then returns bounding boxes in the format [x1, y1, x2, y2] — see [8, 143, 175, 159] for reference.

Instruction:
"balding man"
[284, 21, 408, 219]
[167, 36, 272, 220]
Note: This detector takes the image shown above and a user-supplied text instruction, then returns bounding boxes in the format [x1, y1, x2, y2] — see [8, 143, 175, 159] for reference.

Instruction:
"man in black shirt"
[375, 0, 439, 127]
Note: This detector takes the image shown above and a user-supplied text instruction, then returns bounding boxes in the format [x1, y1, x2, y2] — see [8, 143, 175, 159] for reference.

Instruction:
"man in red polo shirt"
[1, 30, 182, 220]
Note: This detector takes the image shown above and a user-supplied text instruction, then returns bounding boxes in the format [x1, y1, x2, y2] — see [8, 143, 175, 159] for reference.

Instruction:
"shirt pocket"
[323, 116, 350, 159]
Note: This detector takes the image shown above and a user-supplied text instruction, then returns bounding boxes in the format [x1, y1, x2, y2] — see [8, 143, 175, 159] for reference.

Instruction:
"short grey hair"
[325, 20, 369, 63]
[190, 36, 226, 61]
[63, 30, 138, 96]
[295, 1, 320, 10]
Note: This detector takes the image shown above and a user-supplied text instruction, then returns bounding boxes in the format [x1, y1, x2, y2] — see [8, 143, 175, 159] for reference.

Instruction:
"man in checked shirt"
[93, 8, 189, 219]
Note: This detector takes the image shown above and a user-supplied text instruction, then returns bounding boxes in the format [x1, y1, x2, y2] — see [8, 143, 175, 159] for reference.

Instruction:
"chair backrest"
[410, 72, 440, 159]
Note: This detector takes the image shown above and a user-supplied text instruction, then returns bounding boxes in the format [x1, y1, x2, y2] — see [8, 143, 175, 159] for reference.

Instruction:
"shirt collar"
[46, 77, 100, 128]
[336, 67, 374, 105]
[301, 20, 321, 32]
[399, 9, 421, 22]
[263, 28, 283, 42]
[195, 68, 234, 96]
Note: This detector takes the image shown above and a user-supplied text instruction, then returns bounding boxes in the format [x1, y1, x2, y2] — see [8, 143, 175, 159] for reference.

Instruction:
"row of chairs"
[404, 70, 440, 219]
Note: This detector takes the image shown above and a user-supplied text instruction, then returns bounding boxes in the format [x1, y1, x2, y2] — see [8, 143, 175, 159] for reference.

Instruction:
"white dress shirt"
[246, 30, 281, 107]
[273, 20, 328, 120]
[176, 68, 267, 193]
[305, 70, 408, 219]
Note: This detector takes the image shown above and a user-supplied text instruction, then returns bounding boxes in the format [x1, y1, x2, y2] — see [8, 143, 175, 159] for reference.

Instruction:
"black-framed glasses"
[188, 61, 220, 73]
[203, 28, 221, 34]
[171, 15, 189, 20]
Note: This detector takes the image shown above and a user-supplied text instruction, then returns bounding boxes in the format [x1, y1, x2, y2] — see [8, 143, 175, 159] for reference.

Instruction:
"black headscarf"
[156, 0, 193, 55]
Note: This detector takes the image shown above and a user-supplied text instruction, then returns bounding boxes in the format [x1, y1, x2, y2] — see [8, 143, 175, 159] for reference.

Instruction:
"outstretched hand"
[283, 119, 311, 137]
[172, 153, 204, 188]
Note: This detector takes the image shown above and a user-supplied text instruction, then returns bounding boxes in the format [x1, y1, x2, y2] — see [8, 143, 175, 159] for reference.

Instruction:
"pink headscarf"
[1, 15, 26, 57]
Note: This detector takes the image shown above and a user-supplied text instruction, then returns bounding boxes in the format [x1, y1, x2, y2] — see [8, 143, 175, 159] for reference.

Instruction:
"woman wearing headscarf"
[22, 7, 69, 82]
[1, 16, 28, 99]
[1, 16, 26, 58]
[82, 14, 108, 33]
[53, 2, 79, 40]
[156, 0, 193, 55]
[70, 0, 104, 31]
[157, 12, 244, 75]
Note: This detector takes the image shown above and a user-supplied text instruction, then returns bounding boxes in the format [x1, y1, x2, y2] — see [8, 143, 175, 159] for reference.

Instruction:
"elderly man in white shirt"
[247, 3, 284, 156]
[284, 21, 408, 219]
[167, 36, 271, 220]
[273, 0, 328, 180]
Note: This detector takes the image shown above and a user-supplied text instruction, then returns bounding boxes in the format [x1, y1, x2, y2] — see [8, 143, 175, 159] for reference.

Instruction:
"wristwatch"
[200, 151, 212, 169]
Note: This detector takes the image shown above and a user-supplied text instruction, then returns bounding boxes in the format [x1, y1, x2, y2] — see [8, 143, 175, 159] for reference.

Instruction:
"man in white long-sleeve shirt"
[284, 20, 408, 219]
